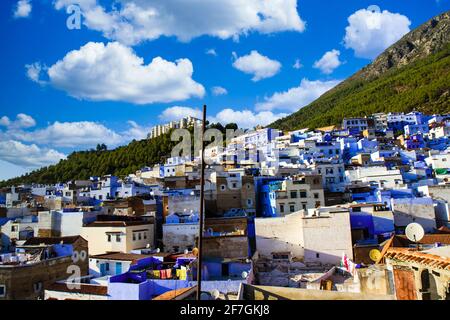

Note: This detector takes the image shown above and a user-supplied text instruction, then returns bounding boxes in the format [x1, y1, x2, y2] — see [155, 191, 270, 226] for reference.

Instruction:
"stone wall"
[0, 256, 88, 300]
[203, 236, 249, 259]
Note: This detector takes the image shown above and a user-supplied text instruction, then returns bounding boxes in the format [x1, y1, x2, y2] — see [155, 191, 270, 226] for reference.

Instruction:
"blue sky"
[0, 0, 449, 180]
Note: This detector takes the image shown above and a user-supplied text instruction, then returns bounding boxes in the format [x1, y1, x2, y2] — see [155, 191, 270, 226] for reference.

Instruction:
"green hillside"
[270, 45, 450, 131]
[0, 122, 239, 187]
[0, 132, 176, 187]
[270, 11, 450, 131]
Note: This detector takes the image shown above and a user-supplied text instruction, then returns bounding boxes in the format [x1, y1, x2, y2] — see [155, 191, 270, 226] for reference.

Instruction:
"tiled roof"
[437, 226, 450, 234]
[84, 221, 152, 227]
[22, 236, 84, 246]
[385, 248, 450, 270]
[46, 283, 108, 296]
[396, 234, 450, 246]
[91, 252, 150, 262]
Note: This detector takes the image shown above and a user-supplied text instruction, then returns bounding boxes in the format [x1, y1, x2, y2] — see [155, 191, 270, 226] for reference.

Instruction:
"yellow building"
[81, 221, 154, 255]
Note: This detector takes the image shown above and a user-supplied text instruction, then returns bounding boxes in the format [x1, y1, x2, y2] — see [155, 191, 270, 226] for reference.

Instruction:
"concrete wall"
[357, 265, 392, 296]
[162, 223, 198, 252]
[255, 210, 353, 266]
[255, 212, 304, 259]
[240, 284, 394, 300]
[391, 198, 436, 232]
[44, 288, 108, 300]
[302, 211, 353, 265]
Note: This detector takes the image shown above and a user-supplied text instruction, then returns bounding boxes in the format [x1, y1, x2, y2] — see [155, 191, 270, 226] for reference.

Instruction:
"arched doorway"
[421, 269, 440, 300]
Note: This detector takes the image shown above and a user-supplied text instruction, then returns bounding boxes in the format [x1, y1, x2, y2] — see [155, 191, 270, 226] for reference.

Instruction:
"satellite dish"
[242, 271, 248, 279]
[211, 290, 220, 300]
[405, 223, 425, 243]
[200, 293, 211, 301]
[184, 249, 189, 255]
[156, 248, 161, 253]
[369, 249, 382, 262]
[146, 244, 150, 249]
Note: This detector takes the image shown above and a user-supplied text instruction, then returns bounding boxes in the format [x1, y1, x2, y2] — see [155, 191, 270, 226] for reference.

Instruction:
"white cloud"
[233, 50, 281, 81]
[29, 41, 205, 104]
[206, 48, 218, 56]
[293, 59, 303, 69]
[313, 49, 342, 74]
[0, 115, 154, 170]
[209, 109, 287, 129]
[10, 121, 124, 148]
[0, 116, 11, 127]
[25, 62, 47, 85]
[0, 140, 66, 168]
[256, 78, 341, 112]
[0, 113, 36, 130]
[159, 106, 285, 129]
[1, 117, 150, 149]
[344, 8, 411, 59]
[122, 121, 152, 141]
[159, 106, 203, 122]
[14, 0, 32, 18]
[54, 0, 305, 45]
[211, 86, 228, 96]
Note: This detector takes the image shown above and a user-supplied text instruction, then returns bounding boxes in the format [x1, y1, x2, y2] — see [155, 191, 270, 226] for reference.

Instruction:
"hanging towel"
[166, 269, 172, 279]
[160, 269, 167, 279]
[153, 270, 160, 278]
[178, 268, 187, 280]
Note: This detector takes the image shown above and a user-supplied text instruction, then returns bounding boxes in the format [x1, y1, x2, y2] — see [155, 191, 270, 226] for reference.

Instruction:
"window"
[116, 235, 121, 242]
[280, 204, 284, 213]
[302, 203, 307, 210]
[220, 185, 226, 191]
[300, 191, 307, 198]
[11, 225, 17, 232]
[314, 193, 319, 199]
[107, 234, 111, 242]
[316, 253, 320, 259]
[290, 191, 297, 199]
[33, 282, 43, 293]
[232, 183, 237, 188]
[247, 198, 253, 206]
[99, 195, 103, 200]
[144, 233, 147, 240]
[138, 233, 142, 240]
[133, 233, 136, 241]
[290, 205, 295, 213]
[105, 263, 110, 271]
[0, 285, 5, 297]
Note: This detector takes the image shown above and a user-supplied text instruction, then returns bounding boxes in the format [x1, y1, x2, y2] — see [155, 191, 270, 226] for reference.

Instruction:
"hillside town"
[1, 111, 450, 301]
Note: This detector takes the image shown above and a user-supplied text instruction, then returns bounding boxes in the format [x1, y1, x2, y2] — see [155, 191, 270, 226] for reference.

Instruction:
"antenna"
[405, 222, 425, 246]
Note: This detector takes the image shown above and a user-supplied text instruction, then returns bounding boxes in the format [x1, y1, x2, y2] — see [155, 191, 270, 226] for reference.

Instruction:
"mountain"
[269, 10, 450, 131]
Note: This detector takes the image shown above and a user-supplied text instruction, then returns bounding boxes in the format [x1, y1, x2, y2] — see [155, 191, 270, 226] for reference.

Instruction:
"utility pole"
[196, 105, 207, 300]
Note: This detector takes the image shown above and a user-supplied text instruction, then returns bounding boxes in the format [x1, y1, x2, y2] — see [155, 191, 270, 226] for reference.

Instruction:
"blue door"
[115, 262, 122, 275]
[100, 263, 106, 276]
